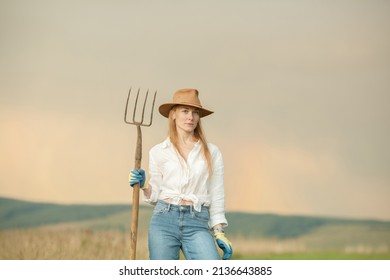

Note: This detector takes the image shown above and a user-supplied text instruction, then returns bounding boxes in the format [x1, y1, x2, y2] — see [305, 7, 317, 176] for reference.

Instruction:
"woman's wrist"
[142, 185, 152, 198]
[212, 226, 224, 234]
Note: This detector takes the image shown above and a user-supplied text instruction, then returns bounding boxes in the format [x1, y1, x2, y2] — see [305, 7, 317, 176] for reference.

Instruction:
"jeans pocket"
[193, 208, 209, 223]
[153, 201, 169, 215]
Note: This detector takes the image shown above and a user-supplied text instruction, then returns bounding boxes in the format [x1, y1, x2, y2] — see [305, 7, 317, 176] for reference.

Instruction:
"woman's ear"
[169, 106, 177, 120]
[171, 109, 176, 120]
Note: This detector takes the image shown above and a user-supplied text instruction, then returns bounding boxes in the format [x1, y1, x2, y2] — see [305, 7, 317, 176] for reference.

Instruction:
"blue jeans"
[148, 200, 221, 260]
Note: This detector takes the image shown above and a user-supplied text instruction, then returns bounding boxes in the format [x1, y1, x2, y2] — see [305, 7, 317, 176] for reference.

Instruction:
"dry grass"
[1, 225, 389, 260]
[0, 228, 149, 260]
[1, 228, 297, 260]
[230, 236, 307, 255]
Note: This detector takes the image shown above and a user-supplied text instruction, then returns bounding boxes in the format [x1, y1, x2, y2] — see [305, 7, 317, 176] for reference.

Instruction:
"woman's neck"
[176, 131, 197, 158]
[177, 130, 195, 145]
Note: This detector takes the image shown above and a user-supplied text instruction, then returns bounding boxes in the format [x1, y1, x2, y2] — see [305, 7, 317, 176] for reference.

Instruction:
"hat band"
[173, 101, 203, 108]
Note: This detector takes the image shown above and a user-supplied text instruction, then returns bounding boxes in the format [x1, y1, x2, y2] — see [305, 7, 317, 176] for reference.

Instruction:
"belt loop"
[167, 203, 171, 212]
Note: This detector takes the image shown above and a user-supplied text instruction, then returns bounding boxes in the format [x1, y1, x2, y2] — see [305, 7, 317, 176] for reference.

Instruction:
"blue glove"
[215, 232, 233, 260]
[129, 168, 146, 189]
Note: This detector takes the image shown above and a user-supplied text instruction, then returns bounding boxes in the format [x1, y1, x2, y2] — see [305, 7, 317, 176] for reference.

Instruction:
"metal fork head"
[124, 87, 157, 127]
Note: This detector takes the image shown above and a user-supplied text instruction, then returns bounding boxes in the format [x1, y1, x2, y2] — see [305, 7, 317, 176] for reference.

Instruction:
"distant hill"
[1, 197, 390, 240]
[0, 197, 131, 229]
[226, 212, 390, 239]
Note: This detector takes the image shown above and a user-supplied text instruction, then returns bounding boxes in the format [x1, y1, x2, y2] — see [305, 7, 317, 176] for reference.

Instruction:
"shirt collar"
[161, 137, 171, 149]
[161, 137, 201, 149]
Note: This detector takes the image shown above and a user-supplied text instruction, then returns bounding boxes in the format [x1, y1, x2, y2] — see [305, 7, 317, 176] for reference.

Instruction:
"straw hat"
[159, 88, 214, 118]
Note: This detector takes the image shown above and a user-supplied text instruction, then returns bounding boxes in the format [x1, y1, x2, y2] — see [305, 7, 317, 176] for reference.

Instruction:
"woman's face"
[173, 106, 200, 134]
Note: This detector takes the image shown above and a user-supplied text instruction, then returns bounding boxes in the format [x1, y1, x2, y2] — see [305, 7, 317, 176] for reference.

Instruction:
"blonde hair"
[168, 107, 213, 176]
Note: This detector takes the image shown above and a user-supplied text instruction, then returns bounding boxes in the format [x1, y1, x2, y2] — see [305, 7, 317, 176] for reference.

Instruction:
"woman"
[129, 88, 232, 260]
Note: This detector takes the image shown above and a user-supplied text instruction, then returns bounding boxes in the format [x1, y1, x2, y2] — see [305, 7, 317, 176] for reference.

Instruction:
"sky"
[1, 0, 389, 220]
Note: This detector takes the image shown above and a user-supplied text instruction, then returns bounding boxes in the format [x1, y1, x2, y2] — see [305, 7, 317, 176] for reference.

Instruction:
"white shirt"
[144, 137, 228, 228]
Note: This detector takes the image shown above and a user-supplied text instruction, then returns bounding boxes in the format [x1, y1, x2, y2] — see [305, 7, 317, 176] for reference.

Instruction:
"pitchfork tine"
[140, 89, 149, 124]
[124, 87, 131, 124]
[132, 88, 141, 124]
[144, 90, 157, 127]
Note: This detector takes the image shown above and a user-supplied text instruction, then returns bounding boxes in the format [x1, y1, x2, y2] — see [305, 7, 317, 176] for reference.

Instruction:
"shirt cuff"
[209, 214, 228, 229]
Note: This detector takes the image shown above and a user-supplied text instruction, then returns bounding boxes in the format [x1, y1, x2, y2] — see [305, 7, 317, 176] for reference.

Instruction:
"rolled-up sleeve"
[208, 145, 228, 228]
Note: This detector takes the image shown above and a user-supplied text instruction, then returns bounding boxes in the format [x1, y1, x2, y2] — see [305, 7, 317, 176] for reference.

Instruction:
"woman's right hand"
[129, 169, 146, 189]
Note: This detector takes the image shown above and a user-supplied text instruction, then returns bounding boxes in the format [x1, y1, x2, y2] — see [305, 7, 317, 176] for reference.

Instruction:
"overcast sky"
[1, 0, 389, 220]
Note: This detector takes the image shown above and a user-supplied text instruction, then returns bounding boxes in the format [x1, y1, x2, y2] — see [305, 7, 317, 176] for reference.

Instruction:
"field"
[1, 197, 390, 260]
[1, 225, 389, 260]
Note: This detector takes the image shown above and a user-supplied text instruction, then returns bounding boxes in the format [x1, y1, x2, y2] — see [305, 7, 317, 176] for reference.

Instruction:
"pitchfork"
[124, 87, 157, 260]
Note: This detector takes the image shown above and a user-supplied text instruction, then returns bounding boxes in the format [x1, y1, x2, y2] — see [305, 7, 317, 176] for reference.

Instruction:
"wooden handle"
[130, 183, 140, 260]
[130, 125, 142, 260]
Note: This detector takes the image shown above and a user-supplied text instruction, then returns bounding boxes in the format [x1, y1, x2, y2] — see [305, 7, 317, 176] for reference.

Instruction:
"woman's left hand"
[214, 232, 233, 260]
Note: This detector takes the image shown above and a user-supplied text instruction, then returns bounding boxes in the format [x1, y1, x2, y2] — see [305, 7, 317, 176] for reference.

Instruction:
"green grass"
[233, 252, 390, 260]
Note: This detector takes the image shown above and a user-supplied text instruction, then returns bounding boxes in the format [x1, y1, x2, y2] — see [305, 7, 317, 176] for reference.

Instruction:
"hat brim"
[159, 103, 214, 118]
